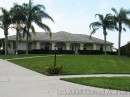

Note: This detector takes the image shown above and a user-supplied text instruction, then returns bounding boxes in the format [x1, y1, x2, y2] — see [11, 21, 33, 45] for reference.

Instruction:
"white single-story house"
[8, 31, 113, 54]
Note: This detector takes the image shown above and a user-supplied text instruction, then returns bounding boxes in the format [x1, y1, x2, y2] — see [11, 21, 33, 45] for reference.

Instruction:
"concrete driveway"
[0, 59, 130, 97]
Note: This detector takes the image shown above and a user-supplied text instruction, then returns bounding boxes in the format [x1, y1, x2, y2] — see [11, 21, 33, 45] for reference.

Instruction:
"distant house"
[8, 31, 113, 54]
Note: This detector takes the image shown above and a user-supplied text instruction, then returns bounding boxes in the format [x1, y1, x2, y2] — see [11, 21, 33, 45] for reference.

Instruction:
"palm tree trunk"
[26, 34, 29, 54]
[4, 34, 8, 55]
[104, 35, 107, 54]
[118, 22, 122, 56]
[15, 30, 19, 55]
[4, 29, 8, 55]
[118, 31, 121, 55]
[103, 28, 107, 54]
[26, 28, 29, 54]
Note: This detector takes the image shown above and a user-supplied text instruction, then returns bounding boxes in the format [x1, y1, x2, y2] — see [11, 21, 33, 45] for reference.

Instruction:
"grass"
[61, 77, 130, 91]
[0, 54, 130, 74]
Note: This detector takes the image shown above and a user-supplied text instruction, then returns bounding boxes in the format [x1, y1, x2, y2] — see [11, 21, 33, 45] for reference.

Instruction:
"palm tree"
[89, 14, 114, 54]
[22, 0, 54, 54]
[0, 8, 12, 55]
[10, 3, 26, 55]
[111, 7, 130, 55]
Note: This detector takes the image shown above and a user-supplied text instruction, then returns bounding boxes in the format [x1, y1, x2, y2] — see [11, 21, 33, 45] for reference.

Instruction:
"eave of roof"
[8, 31, 113, 44]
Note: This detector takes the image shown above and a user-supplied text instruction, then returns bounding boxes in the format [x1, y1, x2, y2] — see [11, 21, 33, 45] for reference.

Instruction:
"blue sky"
[0, 0, 130, 48]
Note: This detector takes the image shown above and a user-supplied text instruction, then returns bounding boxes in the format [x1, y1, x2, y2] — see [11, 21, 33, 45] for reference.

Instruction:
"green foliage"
[111, 7, 130, 55]
[0, 7, 12, 55]
[44, 64, 63, 74]
[89, 14, 115, 54]
[21, 0, 54, 54]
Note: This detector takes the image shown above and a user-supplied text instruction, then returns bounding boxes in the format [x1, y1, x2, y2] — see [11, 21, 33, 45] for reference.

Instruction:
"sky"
[0, 0, 130, 48]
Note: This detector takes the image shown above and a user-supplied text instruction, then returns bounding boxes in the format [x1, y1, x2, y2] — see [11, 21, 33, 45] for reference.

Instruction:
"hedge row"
[0, 49, 116, 55]
[78, 50, 116, 55]
[18, 50, 75, 54]
[17, 49, 116, 55]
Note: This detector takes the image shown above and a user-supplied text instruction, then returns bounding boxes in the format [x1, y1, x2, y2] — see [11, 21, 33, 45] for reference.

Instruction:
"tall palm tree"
[111, 7, 130, 55]
[0, 8, 11, 55]
[22, 0, 54, 54]
[10, 3, 26, 55]
[89, 14, 114, 54]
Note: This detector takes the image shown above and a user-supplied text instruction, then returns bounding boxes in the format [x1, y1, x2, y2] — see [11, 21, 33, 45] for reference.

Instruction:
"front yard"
[0, 54, 130, 91]
[0, 54, 130, 74]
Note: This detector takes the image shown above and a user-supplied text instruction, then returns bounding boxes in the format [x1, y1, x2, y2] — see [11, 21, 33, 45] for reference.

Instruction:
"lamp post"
[54, 45, 57, 67]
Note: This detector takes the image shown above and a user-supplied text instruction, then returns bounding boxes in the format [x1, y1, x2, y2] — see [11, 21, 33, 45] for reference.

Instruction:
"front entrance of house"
[70, 43, 80, 53]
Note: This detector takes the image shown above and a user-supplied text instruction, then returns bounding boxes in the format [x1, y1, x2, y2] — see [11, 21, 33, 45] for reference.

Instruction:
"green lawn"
[61, 77, 130, 91]
[0, 54, 130, 74]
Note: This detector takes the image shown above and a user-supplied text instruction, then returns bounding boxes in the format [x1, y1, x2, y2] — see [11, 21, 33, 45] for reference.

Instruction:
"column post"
[52, 42, 56, 50]
[80, 43, 84, 50]
[36, 42, 41, 49]
[66, 43, 70, 50]
[11, 42, 13, 50]
[93, 44, 97, 50]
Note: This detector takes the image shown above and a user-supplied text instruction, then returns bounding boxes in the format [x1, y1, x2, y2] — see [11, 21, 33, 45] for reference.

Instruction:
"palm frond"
[95, 14, 104, 22]
[36, 21, 51, 37]
[90, 28, 99, 38]
[123, 28, 126, 31]
[30, 25, 35, 33]
[89, 22, 102, 29]
[111, 7, 118, 15]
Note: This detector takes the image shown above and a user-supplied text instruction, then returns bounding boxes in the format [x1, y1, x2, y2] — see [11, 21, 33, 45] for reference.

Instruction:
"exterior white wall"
[36, 42, 41, 49]
[106, 45, 111, 51]
[32, 42, 36, 49]
[103, 45, 112, 51]
[18, 42, 26, 50]
[8, 41, 112, 53]
[96, 44, 100, 50]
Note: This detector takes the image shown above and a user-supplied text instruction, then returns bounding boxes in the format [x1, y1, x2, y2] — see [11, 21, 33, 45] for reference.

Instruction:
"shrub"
[17, 50, 75, 54]
[78, 50, 116, 55]
[0, 50, 4, 55]
[78, 50, 103, 55]
[44, 65, 63, 74]
[106, 51, 116, 55]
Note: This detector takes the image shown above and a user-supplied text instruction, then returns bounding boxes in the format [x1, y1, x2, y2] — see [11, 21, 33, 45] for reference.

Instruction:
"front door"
[71, 43, 80, 53]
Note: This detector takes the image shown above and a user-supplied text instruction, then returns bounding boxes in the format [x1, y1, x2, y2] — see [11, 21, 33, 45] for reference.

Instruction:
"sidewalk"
[0, 59, 129, 97]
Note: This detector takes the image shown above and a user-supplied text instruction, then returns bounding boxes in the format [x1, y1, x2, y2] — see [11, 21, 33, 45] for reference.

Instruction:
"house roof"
[8, 31, 113, 44]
